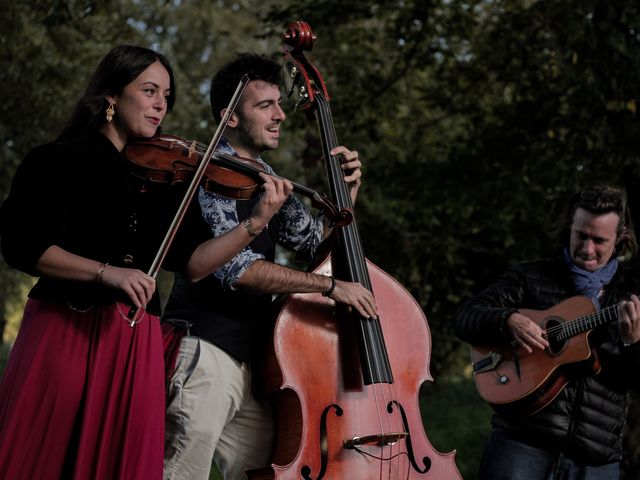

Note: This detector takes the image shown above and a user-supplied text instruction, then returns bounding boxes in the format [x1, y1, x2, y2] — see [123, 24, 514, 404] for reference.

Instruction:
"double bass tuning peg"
[283, 62, 309, 112]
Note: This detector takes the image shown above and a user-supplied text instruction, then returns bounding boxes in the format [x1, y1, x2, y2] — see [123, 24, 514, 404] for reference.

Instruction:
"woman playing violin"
[0, 45, 289, 480]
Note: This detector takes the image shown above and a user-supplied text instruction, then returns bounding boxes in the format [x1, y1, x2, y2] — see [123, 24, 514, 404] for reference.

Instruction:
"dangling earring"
[106, 103, 115, 122]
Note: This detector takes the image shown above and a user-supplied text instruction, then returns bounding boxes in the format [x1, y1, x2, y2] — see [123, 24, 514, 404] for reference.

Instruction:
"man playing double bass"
[161, 53, 376, 480]
[455, 185, 640, 479]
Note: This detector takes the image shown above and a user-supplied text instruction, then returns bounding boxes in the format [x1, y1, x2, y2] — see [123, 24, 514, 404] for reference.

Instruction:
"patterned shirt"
[200, 139, 323, 289]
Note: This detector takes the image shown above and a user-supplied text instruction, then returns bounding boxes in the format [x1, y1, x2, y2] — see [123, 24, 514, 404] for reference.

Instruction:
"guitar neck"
[559, 303, 619, 340]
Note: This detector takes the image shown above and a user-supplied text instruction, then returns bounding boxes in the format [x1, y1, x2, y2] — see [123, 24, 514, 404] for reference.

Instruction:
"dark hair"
[561, 185, 637, 259]
[209, 53, 281, 123]
[57, 45, 176, 141]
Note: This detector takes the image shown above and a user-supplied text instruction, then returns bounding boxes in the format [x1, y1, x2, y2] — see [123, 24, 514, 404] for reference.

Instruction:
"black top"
[0, 132, 211, 316]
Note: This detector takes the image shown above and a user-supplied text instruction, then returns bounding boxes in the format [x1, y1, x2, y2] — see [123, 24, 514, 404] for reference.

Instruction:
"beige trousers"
[164, 336, 274, 480]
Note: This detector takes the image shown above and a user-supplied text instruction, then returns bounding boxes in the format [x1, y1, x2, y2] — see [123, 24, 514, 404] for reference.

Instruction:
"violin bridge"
[344, 432, 408, 449]
[188, 141, 197, 159]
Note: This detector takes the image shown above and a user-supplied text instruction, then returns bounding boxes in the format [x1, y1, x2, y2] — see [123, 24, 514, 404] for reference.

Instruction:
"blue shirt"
[162, 138, 324, 361]
[201, 138, 323, 289]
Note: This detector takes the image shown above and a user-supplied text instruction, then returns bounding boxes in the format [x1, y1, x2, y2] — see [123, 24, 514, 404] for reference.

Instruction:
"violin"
[123, 133, 352, 227]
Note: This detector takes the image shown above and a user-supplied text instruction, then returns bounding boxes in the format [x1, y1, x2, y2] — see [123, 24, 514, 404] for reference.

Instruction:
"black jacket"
[455, 256, 640, 465]
[0, 134, 211, 315]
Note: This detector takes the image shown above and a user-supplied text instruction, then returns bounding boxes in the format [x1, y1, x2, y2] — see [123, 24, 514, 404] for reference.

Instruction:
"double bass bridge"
[344, 432, 408, 449]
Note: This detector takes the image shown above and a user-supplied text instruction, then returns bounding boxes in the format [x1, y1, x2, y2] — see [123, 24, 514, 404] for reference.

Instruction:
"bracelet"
[242, 218, 261, 237]
[95, 262, 108, 283]
[322, 276, 336, 298]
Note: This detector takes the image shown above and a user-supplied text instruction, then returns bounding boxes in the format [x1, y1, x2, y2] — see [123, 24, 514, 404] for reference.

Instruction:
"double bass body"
[252, 259, 461, 479]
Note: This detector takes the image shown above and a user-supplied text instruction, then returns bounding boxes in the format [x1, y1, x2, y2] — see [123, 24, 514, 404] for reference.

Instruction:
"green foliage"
[209, 464, 223, 480]
[421, 376, 492, 480]
[0, 343, 11, 375]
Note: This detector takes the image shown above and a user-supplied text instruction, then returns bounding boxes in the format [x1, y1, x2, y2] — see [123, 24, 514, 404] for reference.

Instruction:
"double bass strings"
[316, 94, 410, 478]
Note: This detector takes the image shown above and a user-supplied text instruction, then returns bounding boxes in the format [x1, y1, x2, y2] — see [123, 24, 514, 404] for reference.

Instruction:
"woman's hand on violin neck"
[251, 172, 293, 229]
[101, 266, 156, 309]
[330, 146, 362, 204]
[332, 280, 377, 319]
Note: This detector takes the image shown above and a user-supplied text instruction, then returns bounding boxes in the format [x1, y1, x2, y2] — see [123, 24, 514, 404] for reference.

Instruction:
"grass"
[420, 375, 492, 480]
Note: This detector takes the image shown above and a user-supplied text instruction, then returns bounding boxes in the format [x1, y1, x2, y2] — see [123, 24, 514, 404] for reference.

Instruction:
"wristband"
[242, 218, 261, 237]
[322, 276, 336, 298]
[95, 262, 108, 283]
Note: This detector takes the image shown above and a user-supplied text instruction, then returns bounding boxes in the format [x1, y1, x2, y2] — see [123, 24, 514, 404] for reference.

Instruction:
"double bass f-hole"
[249, 21, 462, 480]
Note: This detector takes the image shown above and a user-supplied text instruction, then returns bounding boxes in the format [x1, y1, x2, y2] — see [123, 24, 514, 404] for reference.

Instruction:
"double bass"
[251, 21, 462, 480]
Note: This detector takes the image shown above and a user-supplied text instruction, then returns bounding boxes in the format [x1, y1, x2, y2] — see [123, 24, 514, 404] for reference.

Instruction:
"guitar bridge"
[473, 351, 503, 374]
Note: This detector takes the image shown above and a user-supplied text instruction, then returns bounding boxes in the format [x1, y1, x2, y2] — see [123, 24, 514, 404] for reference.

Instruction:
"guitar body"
[470, 296, 602, 417]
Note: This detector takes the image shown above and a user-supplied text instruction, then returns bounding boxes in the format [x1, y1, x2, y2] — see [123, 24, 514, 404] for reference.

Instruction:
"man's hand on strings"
[507, 312, 549, 353]
[619, 295, 640, 345]
[329, 280, 377, 319]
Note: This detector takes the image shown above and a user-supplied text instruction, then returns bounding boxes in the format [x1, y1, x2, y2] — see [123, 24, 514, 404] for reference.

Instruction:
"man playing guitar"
[455, 185, 640, 480]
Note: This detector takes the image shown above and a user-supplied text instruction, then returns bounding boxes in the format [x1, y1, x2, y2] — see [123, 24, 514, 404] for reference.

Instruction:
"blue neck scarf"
[562, 247, 618, 310]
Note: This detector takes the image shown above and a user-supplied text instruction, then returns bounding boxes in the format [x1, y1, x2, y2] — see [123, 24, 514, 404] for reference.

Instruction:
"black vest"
[162, 197, 276, 363]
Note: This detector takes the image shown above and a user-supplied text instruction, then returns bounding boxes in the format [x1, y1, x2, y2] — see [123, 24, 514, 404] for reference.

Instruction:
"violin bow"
[126, 75, 250, 325]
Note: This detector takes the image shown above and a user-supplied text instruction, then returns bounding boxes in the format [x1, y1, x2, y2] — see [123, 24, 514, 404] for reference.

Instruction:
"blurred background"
[1, 1, 639, 478]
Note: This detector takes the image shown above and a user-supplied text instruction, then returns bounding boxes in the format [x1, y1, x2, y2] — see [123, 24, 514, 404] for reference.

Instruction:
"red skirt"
[0, 299, 164, 479]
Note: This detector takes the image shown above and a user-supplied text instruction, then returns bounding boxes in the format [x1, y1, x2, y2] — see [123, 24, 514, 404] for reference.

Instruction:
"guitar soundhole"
[545, 318, 566, 355]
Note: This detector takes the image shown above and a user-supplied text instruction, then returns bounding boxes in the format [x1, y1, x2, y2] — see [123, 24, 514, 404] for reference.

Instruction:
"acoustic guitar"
[470, 295, 621, 417]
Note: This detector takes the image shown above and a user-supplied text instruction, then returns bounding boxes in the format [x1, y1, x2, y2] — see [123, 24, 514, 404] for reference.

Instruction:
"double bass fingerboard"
[314, 94, 393, 386]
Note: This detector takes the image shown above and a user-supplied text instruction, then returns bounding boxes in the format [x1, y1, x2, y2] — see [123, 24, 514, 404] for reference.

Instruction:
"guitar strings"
[509, 303, 619, 347]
